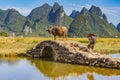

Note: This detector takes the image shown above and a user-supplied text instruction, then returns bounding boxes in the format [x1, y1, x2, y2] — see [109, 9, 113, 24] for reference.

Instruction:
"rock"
[89, 5, 102, 17]
[27, 40, 120, 69]
[69, 10, 80, 18]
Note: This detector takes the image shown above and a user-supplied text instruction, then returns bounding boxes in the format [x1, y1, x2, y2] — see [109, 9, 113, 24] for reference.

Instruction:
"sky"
[0, 0, 120, 26]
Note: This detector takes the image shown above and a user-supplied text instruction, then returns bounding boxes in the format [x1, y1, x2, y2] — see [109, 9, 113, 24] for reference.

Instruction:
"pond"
[109, 53, 120, 58]
[0, 53, 120, 80]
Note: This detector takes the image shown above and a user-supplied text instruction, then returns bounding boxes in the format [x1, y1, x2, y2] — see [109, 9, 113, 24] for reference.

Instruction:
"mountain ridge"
[69, 5, 120, 37]
[0, 2, 119, 37]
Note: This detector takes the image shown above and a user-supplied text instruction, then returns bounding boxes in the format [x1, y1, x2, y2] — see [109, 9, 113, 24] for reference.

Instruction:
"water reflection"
[0, 57, 50, 80]
[0, 57, 120, 80]
[28, 58, 120, 80]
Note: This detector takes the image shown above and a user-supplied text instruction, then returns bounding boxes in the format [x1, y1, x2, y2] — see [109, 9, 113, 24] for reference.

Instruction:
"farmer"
[87, 33, 96, 52]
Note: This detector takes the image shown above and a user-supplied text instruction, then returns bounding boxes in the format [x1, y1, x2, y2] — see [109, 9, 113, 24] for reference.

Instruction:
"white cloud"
[69, 3, 120, 18]
[2, 6, 32, 16]
[101, 7, 120, 25]
[69, 3, 91, 10]
[101, 7, 120, 17]
[65, 4, 120, 25]
[12, 7, 32, 16]
[65, 4, 91, 15]
[84, 4, 91, 9]
[1, 4, 120, 25]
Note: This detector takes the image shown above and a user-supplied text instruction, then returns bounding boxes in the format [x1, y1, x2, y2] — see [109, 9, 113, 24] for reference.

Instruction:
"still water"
[0, 54, 120, 80]
[109, 53, 120, 58]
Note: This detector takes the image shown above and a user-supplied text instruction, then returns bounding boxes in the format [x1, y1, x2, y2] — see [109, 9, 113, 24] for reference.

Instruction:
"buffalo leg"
[62, 34, 65, 41]
[66, 36, 67, 40]
[54, 36, 56, 40]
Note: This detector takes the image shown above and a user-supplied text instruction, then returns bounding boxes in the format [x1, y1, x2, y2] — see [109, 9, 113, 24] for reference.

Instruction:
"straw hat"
[88, 33, 95, 37]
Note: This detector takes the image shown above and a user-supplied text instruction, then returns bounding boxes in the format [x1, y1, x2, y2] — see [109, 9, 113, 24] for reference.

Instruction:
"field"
[0, 37, 120, 56]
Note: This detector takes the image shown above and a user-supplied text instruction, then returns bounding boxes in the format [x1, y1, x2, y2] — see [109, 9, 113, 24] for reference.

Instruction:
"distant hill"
[69, 5, 120, 37]
[22, 2, 73, 36]
[0, 3, 119, 37]
[0, 9, 26, 35]
[117, 22, 120, 32]
[28, 3, 52, 22]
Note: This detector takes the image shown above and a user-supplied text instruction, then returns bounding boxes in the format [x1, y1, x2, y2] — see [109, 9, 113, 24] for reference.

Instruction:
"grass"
[0, 37, 120, 56]
[79, 38, 120, 54]
[94, 38, 120, 54]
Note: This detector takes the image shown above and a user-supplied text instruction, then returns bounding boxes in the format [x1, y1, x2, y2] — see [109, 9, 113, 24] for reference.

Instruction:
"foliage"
[69, 11, 120, 37]
[0, 3, 120, 37]
[28, 3, 52, 22]
[0, 31, 9, 37]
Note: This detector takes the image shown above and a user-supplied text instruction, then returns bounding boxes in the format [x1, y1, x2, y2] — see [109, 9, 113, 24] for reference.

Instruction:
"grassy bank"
[94, 38, 120, 54]
[0, 37, 120, 56]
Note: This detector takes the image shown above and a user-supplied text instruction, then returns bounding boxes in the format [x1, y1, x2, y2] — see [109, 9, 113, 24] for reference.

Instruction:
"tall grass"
[0, 37, 120, 56]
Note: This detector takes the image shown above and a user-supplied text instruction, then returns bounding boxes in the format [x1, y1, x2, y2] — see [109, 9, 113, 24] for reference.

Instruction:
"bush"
[0, 31, 9, 37]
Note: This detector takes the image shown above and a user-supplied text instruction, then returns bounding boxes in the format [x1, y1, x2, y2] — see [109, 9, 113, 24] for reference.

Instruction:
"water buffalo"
[46, 26, 68, 40]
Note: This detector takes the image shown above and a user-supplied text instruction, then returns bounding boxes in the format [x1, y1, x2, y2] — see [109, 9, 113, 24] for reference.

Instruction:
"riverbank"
[0, 37, 120, 56]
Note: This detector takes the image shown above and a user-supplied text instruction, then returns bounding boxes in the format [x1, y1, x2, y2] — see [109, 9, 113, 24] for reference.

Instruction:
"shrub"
[0, 31, 9, 37]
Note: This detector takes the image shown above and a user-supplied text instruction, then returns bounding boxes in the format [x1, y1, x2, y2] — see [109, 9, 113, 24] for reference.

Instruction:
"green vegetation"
[0, 9, 26, 35]
[0, 31, 9, 37]
[28, 3, 51, 22]
[0, 3, 119, 37]
[69, 8, 119, 37]
[94, 38, 120, 53]
[78, 38, 120, 53]
[21, 2, 72, 36]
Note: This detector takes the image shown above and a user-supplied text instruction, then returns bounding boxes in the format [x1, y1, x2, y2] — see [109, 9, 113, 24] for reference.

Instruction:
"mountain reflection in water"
[0, 57, 120, 80]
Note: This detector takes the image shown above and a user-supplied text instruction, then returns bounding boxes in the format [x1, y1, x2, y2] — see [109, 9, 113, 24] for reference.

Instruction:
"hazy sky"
[0, 0, 120, 26]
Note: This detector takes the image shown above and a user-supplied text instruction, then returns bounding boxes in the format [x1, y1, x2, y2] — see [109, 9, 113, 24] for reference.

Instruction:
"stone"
[26, 40, 120, 69]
